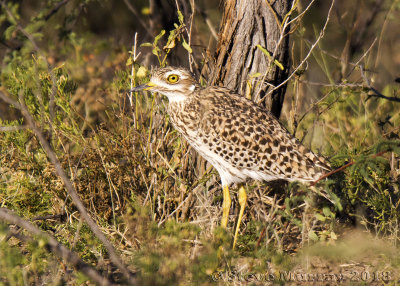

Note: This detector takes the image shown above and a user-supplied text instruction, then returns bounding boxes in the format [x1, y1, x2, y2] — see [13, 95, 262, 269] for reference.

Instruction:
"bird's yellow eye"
[167, 74, 179, 84]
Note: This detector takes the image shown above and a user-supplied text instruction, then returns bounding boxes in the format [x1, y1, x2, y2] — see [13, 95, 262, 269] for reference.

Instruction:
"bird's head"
[132, 67, 199, 102]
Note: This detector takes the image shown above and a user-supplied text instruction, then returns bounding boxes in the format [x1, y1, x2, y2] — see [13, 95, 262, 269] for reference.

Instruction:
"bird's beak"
[131, 81, 156, 91]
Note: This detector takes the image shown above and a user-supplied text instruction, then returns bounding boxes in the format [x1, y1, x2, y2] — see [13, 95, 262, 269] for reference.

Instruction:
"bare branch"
[16, 92, 137, 283]
[0, 89, 21, 109]
[366, 89, 400, 103]
[32, 213, 65, 222]
[0, 207, 114, 286]
[360, 65, 400, 103]
[44, 0, 71, 21]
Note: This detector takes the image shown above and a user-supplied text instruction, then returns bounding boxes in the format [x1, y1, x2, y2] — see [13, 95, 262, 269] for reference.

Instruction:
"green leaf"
[164, 30, 177, 49]
[154, 30, 166, 45]
[177, 10, 184, 24]
[256, 44, 284, 70]
[315, 213, 326, 222]
[6, 3, 19, 25]
[256, 44, 271, 57]
[182, 40, 192, 54]
[140, 42, 153, 47]
[273, 59, 285, 70]
[152, 47, 160, 56]
[0, 13, 8, 25]
[308, 231, 319, 241]
[31, 32, 44, 41]
[168, 29, 176, 39]
[4, 25, 16, 41]
[136, 66, 148, 78]
[25, 20, 45, 34]
[322, 207, 332, 217]
[126, 57, 133, 66]
[249, 72, 262, 78]
[141, 7, 150, 15]
[163, 39, 176, 50]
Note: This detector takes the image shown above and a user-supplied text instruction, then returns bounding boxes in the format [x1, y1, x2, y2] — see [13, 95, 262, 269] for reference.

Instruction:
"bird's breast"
[168, 101, 201, 138]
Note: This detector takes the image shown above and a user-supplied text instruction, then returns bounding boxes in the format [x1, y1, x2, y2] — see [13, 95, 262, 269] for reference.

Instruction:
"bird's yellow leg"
[221, 185, 231, 228]
[233, 185, 247, 249]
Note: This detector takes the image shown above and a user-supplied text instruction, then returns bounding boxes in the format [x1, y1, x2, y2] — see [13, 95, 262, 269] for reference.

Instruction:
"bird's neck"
[164, 86, 199, 103]
[166, 92, 188, 103]
[167, 91, 196, 116]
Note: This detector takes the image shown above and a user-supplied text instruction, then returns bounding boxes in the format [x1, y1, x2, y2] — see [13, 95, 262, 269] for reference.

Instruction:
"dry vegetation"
[0, 0, 400, 285]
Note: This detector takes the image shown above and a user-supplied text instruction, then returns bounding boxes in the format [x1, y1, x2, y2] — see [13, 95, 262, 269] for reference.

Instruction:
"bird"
[132, 66, 330, 249]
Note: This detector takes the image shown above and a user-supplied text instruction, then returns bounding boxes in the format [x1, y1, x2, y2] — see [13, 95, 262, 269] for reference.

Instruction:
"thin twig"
[256, 227, 266, 248]
[32, 213, 65, 221]
[197, 8, 217, 40]
[310, 150, 389, 186]
[44, 0, 70, 21]
[129, 32, 141, 109]
[264, 0, 282, 33]
[187, 0, 196, 72]
[258, 0, 336, 103]
[366, 88, 400, 103]
[374, 0, 397, 70]
[299, 80, 365, 88]
[349, 37, 377, 74]
[286, 0, 317, 27]
[123, 0, 152, 35]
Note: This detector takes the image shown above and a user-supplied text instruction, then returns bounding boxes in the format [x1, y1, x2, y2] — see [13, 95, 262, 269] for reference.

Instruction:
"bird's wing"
[197, 87, 329, 182]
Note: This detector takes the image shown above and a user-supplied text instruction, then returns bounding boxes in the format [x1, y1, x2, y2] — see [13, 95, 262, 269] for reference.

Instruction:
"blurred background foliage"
[0, 0, 399, 284]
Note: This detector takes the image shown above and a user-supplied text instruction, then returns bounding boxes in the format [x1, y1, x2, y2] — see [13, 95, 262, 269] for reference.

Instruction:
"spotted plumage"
[132, 66, 330, 248]
[136, 66, 329, 185]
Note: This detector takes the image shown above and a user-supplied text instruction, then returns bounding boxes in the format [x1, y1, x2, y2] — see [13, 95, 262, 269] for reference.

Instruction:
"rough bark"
[207, 0, 292, 119]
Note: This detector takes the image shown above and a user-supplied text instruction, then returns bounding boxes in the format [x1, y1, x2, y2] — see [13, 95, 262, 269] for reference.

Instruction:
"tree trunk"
[207, 0, 292, 119]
